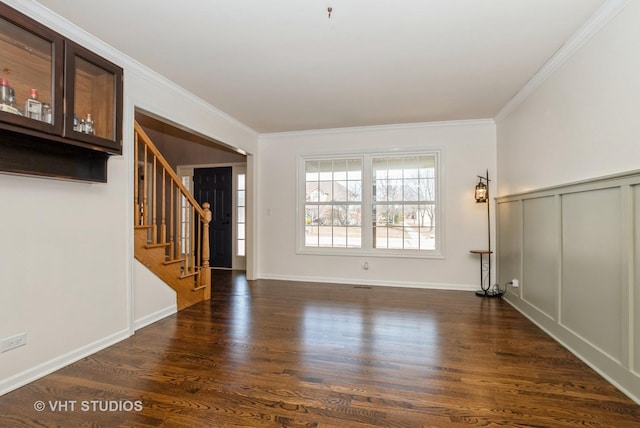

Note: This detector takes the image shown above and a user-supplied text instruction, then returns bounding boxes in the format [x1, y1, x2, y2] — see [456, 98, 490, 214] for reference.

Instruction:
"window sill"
[296, 247, 445, 260]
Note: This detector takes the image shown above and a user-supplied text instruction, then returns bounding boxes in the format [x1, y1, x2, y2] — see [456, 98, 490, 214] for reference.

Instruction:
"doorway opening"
[135, 110, 249, 271]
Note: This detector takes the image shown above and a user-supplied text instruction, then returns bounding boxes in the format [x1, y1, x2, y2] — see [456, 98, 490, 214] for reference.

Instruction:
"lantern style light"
[475, 179, 488, 203]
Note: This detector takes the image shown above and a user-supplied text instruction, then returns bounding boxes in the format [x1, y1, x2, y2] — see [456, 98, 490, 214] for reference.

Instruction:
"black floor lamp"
[472, 170, 503, 298]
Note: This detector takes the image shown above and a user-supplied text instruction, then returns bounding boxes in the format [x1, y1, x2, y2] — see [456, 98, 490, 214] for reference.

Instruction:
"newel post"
[201, 202, 212, 299]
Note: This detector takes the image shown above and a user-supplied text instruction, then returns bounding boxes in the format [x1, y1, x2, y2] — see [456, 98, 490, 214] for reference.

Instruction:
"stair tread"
[180, 271, 200, 279]
[134, 225, 153, 230]
[163, 258, 185, 265]
[146, 242, 170, 249]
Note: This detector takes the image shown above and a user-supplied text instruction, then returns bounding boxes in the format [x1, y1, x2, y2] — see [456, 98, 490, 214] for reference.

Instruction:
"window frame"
[297, 149, 444, 259]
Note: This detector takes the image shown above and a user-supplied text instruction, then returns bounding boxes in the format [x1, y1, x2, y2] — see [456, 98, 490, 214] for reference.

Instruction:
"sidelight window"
[237, 173, 246, 257]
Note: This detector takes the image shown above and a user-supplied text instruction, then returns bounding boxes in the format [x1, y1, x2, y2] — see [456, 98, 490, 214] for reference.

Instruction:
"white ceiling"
[36, 0, 606, 133]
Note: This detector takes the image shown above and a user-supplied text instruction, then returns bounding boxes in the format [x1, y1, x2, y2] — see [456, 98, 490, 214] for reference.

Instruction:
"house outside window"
[298, 150, 442, 258]
[304, 158, 362, 248]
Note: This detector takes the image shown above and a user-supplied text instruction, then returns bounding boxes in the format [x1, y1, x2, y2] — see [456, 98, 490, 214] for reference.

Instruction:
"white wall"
[495, 1, 640, 403]
[0, 0, 259, 395]
[497, 1, 640, 196]
[258, 121, 496, 290]
[0, 158, 130, 395]
[133, 261, 176, 330]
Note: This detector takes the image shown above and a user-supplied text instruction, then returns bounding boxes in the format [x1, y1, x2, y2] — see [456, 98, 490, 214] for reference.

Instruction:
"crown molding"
[495, 0, 631, 123]
[260, 118, 495, 139]
[3, 0, 259, 139]
[8, 0, 626, 135]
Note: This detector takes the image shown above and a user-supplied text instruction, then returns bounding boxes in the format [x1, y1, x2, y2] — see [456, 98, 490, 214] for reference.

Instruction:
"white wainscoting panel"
[523, 196, 559, 320]
[496, 200, 522, 297]
[497, 170, 640, 404]
[561, 188, 622, 361]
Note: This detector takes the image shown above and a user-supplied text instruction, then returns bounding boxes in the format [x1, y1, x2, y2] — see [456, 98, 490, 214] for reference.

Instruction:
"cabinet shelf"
[0, 127, 108, 182]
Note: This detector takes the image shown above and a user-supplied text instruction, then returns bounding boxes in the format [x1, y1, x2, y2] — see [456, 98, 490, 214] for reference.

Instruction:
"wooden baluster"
[161, 168, 166, 245]
[195, 213, 202, 287]
[190, 205, 196, 273]
[177, 189, 182, 260]
[201, 202, 212, 298]
[152, 156, 157, 243]
[142, 145, 148, 227]
[183, 204, 189, 273]
[183, 193, 190, 274]
[169, 181, 175, 260]
[197, 214, 202, 269]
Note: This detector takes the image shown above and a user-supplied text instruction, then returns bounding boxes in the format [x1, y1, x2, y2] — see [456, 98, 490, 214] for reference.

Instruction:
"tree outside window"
[300, 151, 440, 256]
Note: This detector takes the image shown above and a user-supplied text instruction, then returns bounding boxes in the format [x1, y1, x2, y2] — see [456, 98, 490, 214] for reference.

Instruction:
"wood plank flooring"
[1, 271, 639, 427]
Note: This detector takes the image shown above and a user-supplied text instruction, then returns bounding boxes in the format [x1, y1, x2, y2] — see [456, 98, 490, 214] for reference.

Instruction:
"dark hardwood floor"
[1, 271, 639, 427]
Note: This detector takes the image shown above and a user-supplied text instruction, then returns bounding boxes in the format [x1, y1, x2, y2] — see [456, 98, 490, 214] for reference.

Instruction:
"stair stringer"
[134, 227, 207, 310]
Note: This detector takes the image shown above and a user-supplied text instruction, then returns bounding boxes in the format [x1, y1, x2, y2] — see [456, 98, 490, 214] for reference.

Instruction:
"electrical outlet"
[511, 279, 520, 288]
[1, 333, 27, 353]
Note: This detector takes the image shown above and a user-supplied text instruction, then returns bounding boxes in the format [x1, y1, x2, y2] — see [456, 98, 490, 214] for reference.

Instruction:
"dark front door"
[193, 167, 233, 268]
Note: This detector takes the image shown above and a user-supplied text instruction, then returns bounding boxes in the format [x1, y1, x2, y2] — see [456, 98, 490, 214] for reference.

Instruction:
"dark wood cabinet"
[0, 3, 64, 136]
[0, 3, 123, 182]
[63, 41, 123, 153]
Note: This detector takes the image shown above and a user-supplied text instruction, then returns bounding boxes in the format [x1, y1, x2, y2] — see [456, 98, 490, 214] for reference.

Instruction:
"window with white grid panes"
[299, 151, 441, 257]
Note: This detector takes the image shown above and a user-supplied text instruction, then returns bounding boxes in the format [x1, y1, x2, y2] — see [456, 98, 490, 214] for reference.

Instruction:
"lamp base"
[475, 288, 504, 298]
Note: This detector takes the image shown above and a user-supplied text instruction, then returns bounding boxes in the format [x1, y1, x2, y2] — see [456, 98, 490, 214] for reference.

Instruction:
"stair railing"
[134, 121, 211, 295]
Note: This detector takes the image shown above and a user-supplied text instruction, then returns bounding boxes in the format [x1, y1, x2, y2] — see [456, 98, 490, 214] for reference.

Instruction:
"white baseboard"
[134, 305, 177, 331]
[0, 328, 131, 396]
[504, 295, 640, 405]
[257, 273, 477, 292]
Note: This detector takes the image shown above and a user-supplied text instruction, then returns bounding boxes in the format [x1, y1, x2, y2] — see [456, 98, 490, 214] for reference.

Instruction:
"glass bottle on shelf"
[8, 88, 21, 114]
[85, 113, 94, 135]
[0, 78, 9, 105]
[25, 89, 42, 121]
[42, 103, 52, 124]
[0, 80, 22, 115]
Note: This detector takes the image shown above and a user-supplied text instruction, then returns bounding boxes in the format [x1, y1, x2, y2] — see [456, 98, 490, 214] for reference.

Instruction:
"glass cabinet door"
[0, 5, 63, 134]
[64, 41, 123, 153]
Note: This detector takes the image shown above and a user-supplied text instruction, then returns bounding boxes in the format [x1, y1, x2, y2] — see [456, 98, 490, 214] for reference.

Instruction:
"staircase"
[134, 121, 211, 310]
